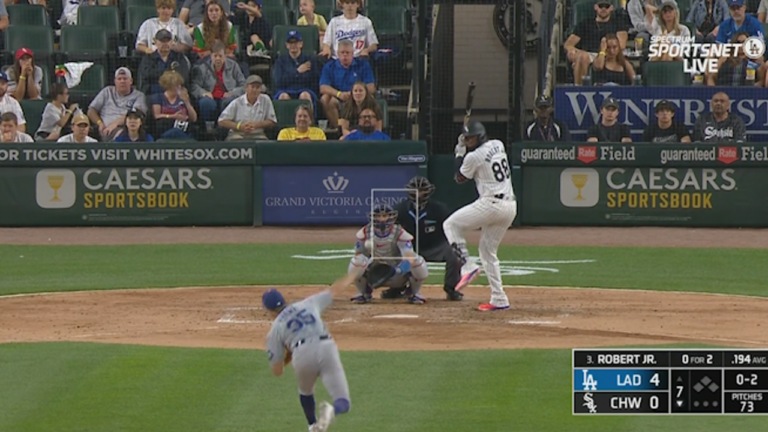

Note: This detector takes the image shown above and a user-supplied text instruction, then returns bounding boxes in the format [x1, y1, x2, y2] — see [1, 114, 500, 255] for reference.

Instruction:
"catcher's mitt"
[367, 262, 396, 289]
[284, 349, 292, 365]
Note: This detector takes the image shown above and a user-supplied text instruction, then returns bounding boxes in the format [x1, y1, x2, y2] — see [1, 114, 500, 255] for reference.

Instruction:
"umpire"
[382, 176, 464, 301]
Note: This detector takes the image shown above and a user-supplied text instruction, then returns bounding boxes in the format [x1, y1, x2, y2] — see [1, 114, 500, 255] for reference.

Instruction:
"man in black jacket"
[137, 29, 192, 97]
[385, 176, 464, 301]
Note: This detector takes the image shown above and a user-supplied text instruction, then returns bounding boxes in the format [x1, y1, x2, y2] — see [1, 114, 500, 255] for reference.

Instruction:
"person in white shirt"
[0, 72, 27, 133]
[136, 0, 194, 54]
[321, 0, 378, 59]
[217, 74, 276, 140]
[57, 113, 98, 143]
[0, 112, 33, 142]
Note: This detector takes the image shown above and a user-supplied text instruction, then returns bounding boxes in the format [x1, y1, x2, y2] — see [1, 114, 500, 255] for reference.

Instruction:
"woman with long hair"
[6, 48, 44, 100]
[338, 81, 382, 139]
[646, 1, 691, 61]
[35, 83, 80, 141]
[152, 70, 198, 139]
[114, 108, 155, 142]
[192, 1, 237, 59]
[591, 33, 635, 86]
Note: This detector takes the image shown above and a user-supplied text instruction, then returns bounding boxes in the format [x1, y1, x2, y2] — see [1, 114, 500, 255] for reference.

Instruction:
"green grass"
[2, 244, 768, 296]
[0, 343, 762, 432]
[2, 243, 767, 432]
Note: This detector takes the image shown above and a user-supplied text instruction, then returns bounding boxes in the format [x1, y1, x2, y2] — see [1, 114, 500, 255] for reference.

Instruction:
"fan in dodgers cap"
[716, 0, 764, 45]
[272, 29, 320, 110]
[587, 97, 633, 142]
[88, 66, 148, 141]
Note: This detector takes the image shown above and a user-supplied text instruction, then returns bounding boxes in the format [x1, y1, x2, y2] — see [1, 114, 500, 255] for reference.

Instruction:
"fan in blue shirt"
[716, 0, 764, 43]
[344, 108, 390, 141]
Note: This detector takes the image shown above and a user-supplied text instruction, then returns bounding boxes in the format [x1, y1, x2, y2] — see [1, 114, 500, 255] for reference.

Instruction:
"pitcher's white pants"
[443, 197, 517, 306]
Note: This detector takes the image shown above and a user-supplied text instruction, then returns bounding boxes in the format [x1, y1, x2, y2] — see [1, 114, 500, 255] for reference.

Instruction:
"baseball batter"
[263, 273, 355, 432]
[348, 204, 429, 304]
[443, 121, 517, 311]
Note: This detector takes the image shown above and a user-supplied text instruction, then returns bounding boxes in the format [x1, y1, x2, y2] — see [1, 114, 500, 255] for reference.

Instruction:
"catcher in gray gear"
[347, 204, 429, 304]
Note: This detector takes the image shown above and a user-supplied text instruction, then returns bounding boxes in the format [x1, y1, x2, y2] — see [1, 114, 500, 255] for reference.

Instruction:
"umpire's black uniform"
[391, 198, 463, 300]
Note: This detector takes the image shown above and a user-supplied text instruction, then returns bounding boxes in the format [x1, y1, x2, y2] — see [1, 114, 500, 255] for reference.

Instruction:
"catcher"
[348, 203, 429, 304]
[263, 272, 356, 432]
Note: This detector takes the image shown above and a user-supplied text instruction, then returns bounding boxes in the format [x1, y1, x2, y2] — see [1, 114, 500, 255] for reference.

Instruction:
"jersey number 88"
[492, 159, 510, 182]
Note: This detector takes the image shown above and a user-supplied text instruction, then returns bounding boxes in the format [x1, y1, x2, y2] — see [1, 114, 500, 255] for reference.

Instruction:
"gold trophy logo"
[47, 175, 64, 202]
[571, 174, 588, 200]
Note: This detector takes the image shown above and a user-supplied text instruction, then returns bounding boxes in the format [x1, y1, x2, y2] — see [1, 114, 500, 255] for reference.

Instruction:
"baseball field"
[1, 226, 767, 432]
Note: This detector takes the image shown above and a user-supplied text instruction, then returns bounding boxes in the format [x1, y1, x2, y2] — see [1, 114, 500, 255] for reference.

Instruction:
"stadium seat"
[40, 65, 51, 98]
[272, 24, 320, 56]
[643, 61, 689, 86]
[78, 6, 122, 36]
[4, 26, 55, 64]
[366, 6, 406, 45]
[60, 25, 109, 69]
[120, 0, 157, 27]
[67, 63, 107, 106]
[376, 98, 389, 133]
[763, 23, 768, 43]
[570, 0, 596, 33]
[7, 4, 48, 26]
[125, 6, 158, 37]
[262, 4, 290, 27]
[273, 99, 312, 130]
[676, 0, 692, 18]
[20, 99, 47, 137]
[681, 21, 696, 37]
[311, 2, 335, 21]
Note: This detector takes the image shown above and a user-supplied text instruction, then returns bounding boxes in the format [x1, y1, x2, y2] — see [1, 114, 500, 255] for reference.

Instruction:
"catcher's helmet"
[369, 203, 398, 238]
[462, 120, 487, 144]
[405, 176, 436, 210]
[262, 289, 286, 311]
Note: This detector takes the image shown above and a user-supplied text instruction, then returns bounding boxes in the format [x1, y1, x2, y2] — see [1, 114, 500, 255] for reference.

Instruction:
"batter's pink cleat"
[455, 267, 481, 291]
[478, 303, 510, 311]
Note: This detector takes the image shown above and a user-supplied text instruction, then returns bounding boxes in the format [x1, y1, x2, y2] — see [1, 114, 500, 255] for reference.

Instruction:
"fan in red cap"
[6, 47, 43, 101]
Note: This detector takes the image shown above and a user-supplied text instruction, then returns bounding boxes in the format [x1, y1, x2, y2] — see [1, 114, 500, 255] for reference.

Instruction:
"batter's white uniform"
[443, 138, 517, 308]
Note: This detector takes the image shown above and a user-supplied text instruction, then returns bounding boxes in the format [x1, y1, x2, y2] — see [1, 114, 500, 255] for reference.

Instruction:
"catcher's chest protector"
[366, 225, 405, 266]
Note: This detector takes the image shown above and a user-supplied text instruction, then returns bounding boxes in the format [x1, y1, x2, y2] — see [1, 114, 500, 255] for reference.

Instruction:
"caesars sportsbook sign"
[0, 145, 256, 225]
[514, 143, 768, 227]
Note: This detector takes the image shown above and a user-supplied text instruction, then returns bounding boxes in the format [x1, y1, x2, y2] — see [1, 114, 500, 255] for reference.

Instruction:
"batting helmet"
[462, 120, 487, 144]
[262, 289, 286, 311]
[369, 203, 398, 238]
[405, 176, 436, 210]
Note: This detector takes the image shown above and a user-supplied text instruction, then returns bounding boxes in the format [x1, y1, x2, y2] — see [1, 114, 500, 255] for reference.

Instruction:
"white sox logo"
[323, 172, 349, 194]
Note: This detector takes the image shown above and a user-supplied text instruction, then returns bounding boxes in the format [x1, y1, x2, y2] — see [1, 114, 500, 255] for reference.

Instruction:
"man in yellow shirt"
[277, 105, 327, 141]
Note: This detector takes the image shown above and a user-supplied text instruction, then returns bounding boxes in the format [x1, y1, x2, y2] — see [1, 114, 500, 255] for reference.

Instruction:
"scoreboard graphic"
[573, 349, 768, 415]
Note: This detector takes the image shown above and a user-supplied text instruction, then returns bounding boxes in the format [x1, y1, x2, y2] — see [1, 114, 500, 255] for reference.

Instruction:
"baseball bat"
[464, 82, 476, 128]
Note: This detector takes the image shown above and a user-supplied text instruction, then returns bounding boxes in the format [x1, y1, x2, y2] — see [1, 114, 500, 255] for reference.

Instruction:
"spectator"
[592, 33, 635, 85]
[57, 113, 98, 142]
[687, 0, 729, 43]
[179, 0, 230, 32]
[0, 112, 32, 142]
[273, 30, 319, 107]
[524, 95, 571, 142]
[707, 32, 757, 85]
[628, 0, 671, 42]
[138, 29, 192, 97]
[113, 108, 155, 142]
[338, 81, 381, 138]
[136, 0, 194, 55]
[191, 40, 245, 132]
[319, 40, 375, 128]
[642, 100, 691, 142]
[320, 0, 378, 59]
[716, 0, 763, 43]
[759, 0, 768, 21]
[192, 1, 237, 59]
[693, 91, 746, 142]
[151, 70, 197, 139]
[60, 0, 96, 27]
[344, 108, 389, 141]
[277, 104, 326, 141]
[0, 72, 26, 133]
[646, 1, 691, 61]
[88, 67, 148, 141]
[0, 1, 6, 34]
[587, 97, 632, 142]
[564, 0, 629, 85]
[35, 83, 79, 141]
[298, 0, 327, 41]
[5, 48, 43, 101]
[217, 74, 276, 140]
[235, 0, 272, 58]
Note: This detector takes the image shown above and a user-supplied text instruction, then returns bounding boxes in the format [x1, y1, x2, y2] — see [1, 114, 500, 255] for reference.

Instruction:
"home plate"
[373, 314, 420, 319]
[508, 320, 561, 325]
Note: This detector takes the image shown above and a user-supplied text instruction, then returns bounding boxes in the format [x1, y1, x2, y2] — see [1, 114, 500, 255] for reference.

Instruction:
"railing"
[538, 0, 566, 98]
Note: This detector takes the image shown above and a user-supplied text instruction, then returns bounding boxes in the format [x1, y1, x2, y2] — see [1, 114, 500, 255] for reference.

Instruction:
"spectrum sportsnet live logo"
[648, 36, 766, 74]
